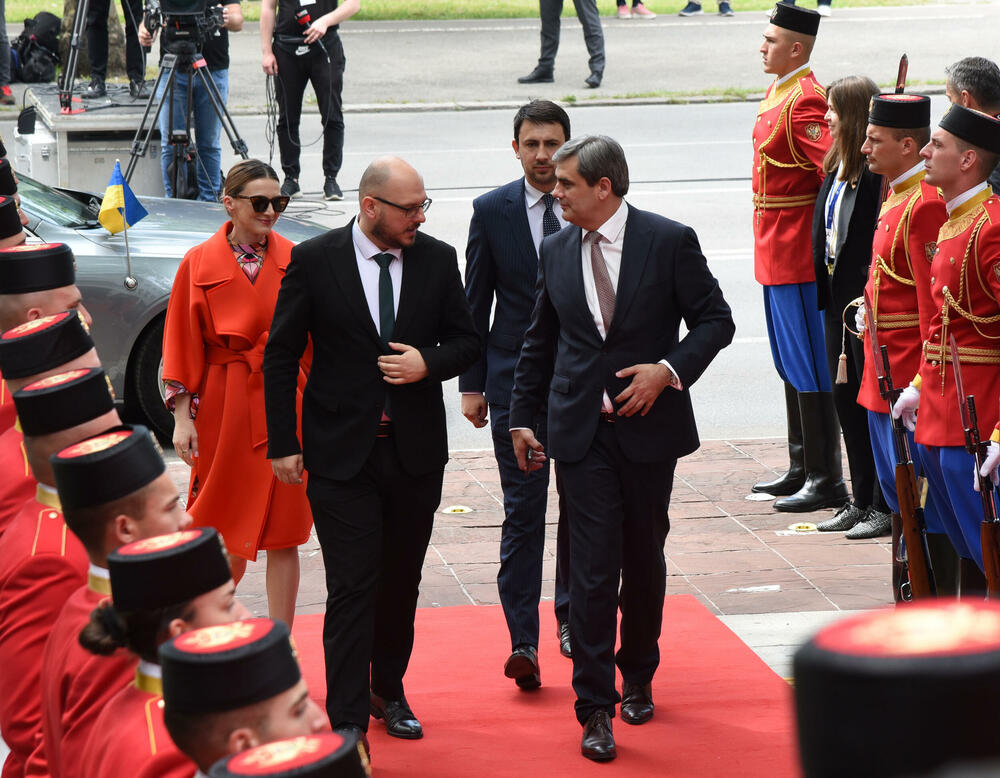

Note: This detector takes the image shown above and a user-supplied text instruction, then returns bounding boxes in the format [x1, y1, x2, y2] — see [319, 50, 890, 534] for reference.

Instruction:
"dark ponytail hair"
[80, 599, 194, 664]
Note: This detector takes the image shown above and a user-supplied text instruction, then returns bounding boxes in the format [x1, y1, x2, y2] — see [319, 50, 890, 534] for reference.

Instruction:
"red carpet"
[291, 595, 800, 777]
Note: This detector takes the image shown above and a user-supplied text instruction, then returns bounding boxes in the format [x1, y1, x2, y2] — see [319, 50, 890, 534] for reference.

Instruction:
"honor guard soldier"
[0, 193, 26, 249]
[160, 618, 329, 774]
[856, 94, 953, 591]
[32, 426, 192, 778]
[209, 734, 371, 778]
[893, 105, 1000, 587]
[79, 527, 250, 778]
[0, 242, 85, 443]
[0, 363, 118, 778]
[751, 3, 847, 513]
[944, 57, 1000, 195]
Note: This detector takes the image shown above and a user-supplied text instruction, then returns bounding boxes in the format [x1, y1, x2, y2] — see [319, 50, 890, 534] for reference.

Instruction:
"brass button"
[949, 257, 955, 264]
[157, 700, 164, 709]
[942, 285, 949, 293]
[885, 224, 890, 231]
[767, 120, 771, 126]
[47, 511, 57, 519]
[931, 361, 938, 366]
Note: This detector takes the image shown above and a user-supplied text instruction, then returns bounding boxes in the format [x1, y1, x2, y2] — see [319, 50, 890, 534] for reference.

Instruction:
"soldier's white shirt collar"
[138, 659, 162, 678]
[37, 482, 58, 497]
[775, 62, 811, 88]
[946, 181, 991, 216]
[88, 563, 109, 580]
[890, 161, 926, 191]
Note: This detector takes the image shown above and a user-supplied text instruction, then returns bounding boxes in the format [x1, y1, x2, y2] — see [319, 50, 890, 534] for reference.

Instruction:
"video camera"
[144, 0, 224, 54]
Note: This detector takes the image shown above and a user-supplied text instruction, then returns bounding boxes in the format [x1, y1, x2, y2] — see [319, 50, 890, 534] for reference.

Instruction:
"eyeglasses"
[234, 194, 290, 214]
[373, 196, 432, 219]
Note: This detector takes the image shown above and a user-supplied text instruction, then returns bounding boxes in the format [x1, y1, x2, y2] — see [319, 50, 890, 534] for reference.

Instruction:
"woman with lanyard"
[810, 75, 891, 539]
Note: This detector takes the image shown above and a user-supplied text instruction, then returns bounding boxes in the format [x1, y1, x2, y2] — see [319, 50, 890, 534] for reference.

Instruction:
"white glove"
[975, 440, 1000, 492]
[854, 302, 866, 335]
[892, 384, 920, 432]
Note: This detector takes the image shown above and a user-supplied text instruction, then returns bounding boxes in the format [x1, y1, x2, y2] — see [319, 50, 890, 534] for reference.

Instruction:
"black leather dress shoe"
[333, 723, 370, 759]
[621, 682, 654, 724]
[518, 66, 554, 84]
[504, 645, 541, 689]
[584, 71, 603, 88]
[129, 79, 149, 99]
[557, 621, 572, 658]
[369, 692, 423, 739]
[581, 710, 616, 761]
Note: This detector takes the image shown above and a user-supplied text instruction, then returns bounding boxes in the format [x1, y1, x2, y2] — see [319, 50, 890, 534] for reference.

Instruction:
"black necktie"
[373, 252, 395, 344]
[542, 193, 561, 237]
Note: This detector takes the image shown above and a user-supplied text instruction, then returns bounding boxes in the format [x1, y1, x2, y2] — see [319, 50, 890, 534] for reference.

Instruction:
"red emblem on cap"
[2, 311, 71, 339]
[228, 735, 342, 773]
[815, 602, 1000, 658]
[173, 619, 273, 654]
[118, 529, 201, 556]
[22, 368, 92, 392]
[0, 242, 62, 253]
[59, 429, 132, 459]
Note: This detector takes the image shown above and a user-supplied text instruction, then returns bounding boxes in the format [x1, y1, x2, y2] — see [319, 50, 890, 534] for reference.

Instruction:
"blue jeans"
[157, 66, 229, 201]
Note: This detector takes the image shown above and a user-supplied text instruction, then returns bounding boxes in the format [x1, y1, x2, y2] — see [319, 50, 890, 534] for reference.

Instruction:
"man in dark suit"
[510, 135, 734, 762]
[263, 156, 479, 749]
[460, 100, 573, 689]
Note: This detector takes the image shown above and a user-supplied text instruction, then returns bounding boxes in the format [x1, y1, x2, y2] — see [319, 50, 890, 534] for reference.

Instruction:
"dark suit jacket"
[811, 168, 880, 314]
[509, 204, 735, 464]
[263, 220, 480, 480]
[459, 177, 545, 407]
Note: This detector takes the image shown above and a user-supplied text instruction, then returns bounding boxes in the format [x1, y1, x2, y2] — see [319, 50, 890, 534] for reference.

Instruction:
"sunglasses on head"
[234, 194, 290, 213]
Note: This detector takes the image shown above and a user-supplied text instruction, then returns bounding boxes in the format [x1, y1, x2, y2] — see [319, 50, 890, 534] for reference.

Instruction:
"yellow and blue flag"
[98, 161, 148, 235]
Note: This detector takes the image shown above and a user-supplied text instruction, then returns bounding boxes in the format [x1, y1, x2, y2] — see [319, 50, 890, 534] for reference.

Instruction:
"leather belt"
[922, 340, 1000, 366]
[751, 193, 817, 210]
[599, 410, 616, 424]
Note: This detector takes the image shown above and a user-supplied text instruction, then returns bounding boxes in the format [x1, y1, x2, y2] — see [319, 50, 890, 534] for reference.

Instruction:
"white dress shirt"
[352, 220, 402, 337]
[524, 178, 568, 254]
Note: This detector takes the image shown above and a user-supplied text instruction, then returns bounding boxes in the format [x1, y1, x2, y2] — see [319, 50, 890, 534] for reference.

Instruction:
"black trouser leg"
[926, 532, 960, 597]
[309, 34, 345, 180]
[273, 44, 309, 181]
[537, 0, 562, 69]
[86, 0, 112, 80]
[554, 462, 570, 624]
[120, 0, 145, 82]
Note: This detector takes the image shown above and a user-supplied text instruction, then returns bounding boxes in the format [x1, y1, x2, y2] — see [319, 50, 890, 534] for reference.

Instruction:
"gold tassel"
[836, 352, 848, 384]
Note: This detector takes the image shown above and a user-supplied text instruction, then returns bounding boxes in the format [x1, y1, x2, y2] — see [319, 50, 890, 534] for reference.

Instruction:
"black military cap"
[160, 618, 301, 714]
[0, 242, 75, 295]
[0, 196, 21, 241]
[13, 367, 114, 437]
[769, 2, 820, 36]
[209, 734, 371, 778]
[0, 137, 7, 159]
[52, 423, 166, 510]
[870, 94, 931, 129]
[108, 527, 231, 612]
[940, 104, 1000, 154]
[0, 160, 16, 197]
[0, 310, 92, 379]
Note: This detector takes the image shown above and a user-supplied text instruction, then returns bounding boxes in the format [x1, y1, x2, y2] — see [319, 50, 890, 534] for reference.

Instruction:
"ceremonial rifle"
[948, 334, 1000, 596]
[878, 54, 909, 206]
[863, 290, 935, 598]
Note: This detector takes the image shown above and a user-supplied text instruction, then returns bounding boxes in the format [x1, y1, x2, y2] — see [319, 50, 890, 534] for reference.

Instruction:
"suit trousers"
[490, 405, 569, 651]
[306, 436, 443, 730]
[538, 0, 605, 74]
[557, 420, 675, 724]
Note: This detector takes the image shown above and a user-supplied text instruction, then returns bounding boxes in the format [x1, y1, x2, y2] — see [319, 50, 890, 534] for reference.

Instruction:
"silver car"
[17, 172, 326, 439]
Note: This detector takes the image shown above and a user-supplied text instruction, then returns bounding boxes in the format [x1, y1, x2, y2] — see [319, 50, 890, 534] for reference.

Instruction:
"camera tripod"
[125, 42, 248, 198]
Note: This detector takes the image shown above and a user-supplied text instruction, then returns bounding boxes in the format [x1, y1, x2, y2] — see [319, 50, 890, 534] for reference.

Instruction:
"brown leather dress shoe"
[557, 620, 572, 658]
[369, 692, 423, 739]
[581, 710, 616, 761]
[621, 682, 654, 724]
[504, 645, 541, 689]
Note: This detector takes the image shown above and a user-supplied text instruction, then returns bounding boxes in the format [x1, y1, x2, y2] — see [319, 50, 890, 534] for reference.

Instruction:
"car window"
[16, 173, 98, 228]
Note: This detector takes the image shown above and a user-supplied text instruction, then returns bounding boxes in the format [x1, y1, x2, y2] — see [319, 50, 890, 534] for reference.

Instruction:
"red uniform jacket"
[161, 224, 312, 561]
[858, 176, 947, 412]
[0, 374, 16, 434]
[0, 426, 34, 539]
[31, 578, 136, 778]
[80, 667, 197, 778]
[917, 190, 1000, 447]
[0, 489, 87, 778]
[752, 68, 830, 286]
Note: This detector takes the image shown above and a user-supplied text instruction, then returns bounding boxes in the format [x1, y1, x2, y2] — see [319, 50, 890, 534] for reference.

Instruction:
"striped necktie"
[586, 231, 615, 333]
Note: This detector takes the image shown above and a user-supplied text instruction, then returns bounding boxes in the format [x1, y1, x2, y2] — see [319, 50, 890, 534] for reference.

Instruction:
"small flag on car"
[98, 160, 147, 235]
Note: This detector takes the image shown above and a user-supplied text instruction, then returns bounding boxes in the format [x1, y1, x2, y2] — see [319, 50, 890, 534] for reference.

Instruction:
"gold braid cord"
[755, 83, 818, 225]
[871, 189, 922, 334]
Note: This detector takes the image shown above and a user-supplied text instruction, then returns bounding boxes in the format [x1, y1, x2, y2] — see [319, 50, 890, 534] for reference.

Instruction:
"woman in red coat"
[162, 159, 312, 625]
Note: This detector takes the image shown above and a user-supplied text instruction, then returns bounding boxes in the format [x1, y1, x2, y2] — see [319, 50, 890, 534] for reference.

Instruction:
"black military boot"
[926, 533, 960, 597]
[960, 557, 988, 599]
[83, 77, 106, 99]
[774, 391, 849, 513]
[752, 382, 805, 496]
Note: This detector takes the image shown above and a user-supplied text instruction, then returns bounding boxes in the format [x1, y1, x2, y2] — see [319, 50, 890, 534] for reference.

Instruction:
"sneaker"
[323, 177, 343, 201]
[281, 178, 301, 199]
[845, 509, 892, 540]
[83, 78, 106, 99]
[0, 85, 13, 106]
[678, 2, 703, 15]
[816, 502, 866, 532]
[816, 1, 831, 14]
[718, 1, 735, 15]
[617, 4, 632, 17]
[633, 2, 657, 17]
